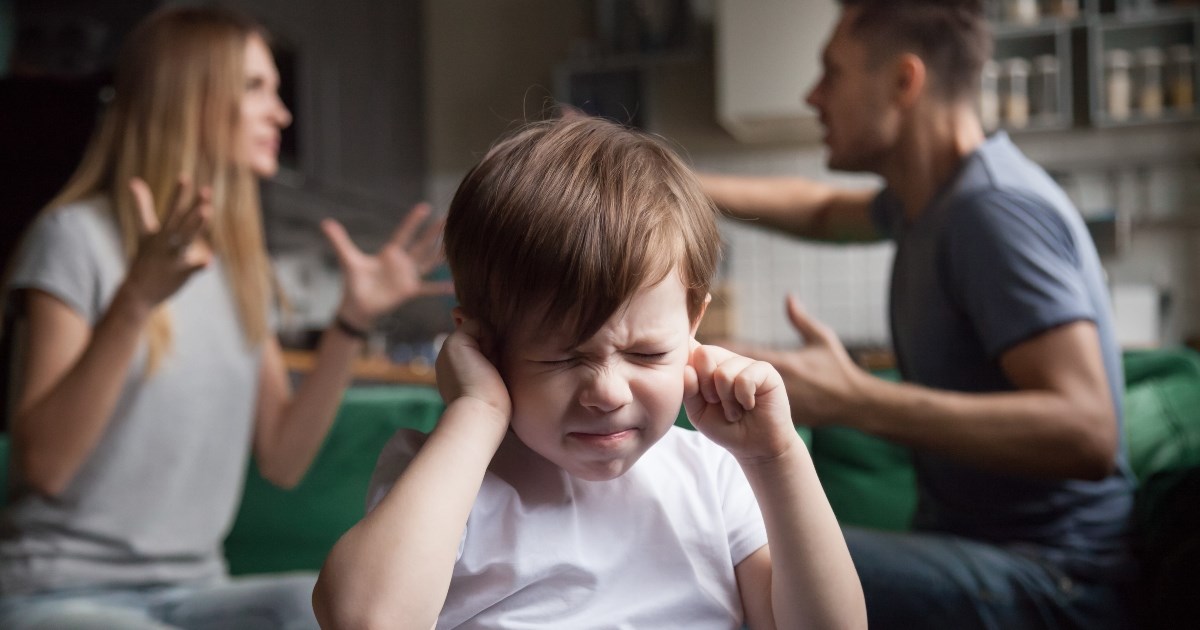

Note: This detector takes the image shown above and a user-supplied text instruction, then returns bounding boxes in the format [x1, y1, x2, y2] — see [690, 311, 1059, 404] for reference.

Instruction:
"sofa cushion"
[224, 386, 444, 575]
[1121, 349, 1200, 481]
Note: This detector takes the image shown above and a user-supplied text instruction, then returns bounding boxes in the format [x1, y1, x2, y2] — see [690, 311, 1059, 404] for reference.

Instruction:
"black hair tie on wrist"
[335, 315, 370, 341]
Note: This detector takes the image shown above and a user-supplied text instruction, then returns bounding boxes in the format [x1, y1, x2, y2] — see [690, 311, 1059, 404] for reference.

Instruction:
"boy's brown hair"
[444, 117, 721, 348]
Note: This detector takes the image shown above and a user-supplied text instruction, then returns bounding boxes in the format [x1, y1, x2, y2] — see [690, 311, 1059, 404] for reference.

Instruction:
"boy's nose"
[578, 368, 632, 413]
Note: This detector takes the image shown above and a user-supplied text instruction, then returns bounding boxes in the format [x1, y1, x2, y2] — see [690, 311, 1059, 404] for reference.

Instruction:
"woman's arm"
[13, 288, 152, 496]
[11, 179, 211, 496]
[250, 204, 453, 488]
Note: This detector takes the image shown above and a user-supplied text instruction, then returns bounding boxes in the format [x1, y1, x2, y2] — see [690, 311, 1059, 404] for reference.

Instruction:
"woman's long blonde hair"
[46, 6, 274, 372]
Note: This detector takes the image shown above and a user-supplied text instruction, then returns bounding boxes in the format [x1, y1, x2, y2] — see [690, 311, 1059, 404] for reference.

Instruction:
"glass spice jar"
[1003, 57, 1031, 129]
[1106, 49, 1133, 122]
[1167, 44, 1195, 114]
[1136, 46, 1165, 119]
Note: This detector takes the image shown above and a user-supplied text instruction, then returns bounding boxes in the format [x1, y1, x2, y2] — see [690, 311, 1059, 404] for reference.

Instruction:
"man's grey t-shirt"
[870, 132, 1134, 579]
[0, 198, 263, 594]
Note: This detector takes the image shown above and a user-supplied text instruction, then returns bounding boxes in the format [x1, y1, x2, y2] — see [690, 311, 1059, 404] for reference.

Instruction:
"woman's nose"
[578, 367, 632, 413]
[274, 96, 292, 128]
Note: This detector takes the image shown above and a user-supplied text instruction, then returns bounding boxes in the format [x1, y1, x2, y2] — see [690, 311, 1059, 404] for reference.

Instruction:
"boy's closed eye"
[531, 349, 673, 367]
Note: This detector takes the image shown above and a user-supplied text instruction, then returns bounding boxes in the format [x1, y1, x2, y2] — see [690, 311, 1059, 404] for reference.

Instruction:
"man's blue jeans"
[0, 572, 319, 629]
[845, 527, 1134, 630]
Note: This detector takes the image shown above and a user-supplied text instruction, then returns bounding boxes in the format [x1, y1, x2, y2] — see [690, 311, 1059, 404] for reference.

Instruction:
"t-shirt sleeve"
[716, 447, 768, 566]
[365, 428, 426, 513]
[943, 190, 1095, 359]
[7, 210, 102, 322]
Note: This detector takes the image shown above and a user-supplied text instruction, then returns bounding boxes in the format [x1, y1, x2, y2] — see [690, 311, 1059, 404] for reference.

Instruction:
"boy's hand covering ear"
[684, 342, 799, 462]
[435, 317, 512, 424]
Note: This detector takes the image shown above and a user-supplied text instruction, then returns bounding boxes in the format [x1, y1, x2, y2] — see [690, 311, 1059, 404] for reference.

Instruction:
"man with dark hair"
[700, 0, 1135, 627]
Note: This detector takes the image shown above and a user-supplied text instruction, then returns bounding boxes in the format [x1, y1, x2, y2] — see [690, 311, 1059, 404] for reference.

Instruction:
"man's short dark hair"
[840, 0, 992, 102]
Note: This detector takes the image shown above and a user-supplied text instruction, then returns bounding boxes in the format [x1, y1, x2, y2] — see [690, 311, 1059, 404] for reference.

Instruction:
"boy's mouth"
[567, 428, 638, 447]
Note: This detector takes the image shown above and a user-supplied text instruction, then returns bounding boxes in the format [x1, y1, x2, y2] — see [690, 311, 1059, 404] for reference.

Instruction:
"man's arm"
[698, 173, 883, 243]
[756, 297, 1118, 480]
[855, 320, 1117, 479]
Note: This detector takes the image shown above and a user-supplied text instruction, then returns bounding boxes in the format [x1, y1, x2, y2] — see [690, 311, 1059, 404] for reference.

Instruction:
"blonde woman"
[0, 7, 446, 628]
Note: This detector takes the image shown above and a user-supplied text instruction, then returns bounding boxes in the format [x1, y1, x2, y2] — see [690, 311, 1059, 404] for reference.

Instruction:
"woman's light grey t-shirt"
[0, 197, 263, 594]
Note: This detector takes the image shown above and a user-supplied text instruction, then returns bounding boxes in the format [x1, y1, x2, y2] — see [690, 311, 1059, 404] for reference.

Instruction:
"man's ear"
[451, 306, 466, 327]
[689, 293, 713, 338]
[894, 52, 927, 108]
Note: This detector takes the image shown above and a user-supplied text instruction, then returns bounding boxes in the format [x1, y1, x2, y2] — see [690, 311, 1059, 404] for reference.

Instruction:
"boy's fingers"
[732, 361, 775, 413]
[690, 346, 721, 405]
[713, 355, 755, 423]
[128, 178, 160, 235]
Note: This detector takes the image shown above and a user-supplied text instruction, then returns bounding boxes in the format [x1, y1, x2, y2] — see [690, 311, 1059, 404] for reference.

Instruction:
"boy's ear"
[451, 306, 466, 327]
[689, 293, 712, 338]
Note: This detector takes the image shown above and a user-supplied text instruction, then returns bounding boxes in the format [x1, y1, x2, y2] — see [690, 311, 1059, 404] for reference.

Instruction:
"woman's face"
[238, 34, 292, 178]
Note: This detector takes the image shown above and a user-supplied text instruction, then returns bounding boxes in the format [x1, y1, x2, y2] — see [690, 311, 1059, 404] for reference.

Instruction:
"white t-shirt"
[368, 426, 768, 629]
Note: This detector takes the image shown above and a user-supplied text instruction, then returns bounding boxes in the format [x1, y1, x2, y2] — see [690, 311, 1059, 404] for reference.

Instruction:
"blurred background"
[2, 0, 1198, 379]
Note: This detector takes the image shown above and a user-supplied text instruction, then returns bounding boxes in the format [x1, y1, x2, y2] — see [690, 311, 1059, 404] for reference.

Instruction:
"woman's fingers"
[321, 218, 361, 270]
[128, 178, 160, 236]
[161, 175, 193, 232]
[388, 202, 432, 250]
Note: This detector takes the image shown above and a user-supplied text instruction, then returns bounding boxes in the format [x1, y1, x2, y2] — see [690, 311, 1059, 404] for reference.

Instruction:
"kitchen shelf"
[1087, 10, 1200, 127]
[984, 0, 1200, 133]
[991, 22, 1077, 131]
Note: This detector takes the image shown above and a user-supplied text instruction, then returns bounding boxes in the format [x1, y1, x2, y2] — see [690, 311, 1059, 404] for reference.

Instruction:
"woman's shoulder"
[28, 195, 118, 246]
[43, 195, 116, 228]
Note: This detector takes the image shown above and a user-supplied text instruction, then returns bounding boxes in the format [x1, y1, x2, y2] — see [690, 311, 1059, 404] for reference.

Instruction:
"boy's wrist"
[443, 396, 511, 435]
[736, 433, 811, 475]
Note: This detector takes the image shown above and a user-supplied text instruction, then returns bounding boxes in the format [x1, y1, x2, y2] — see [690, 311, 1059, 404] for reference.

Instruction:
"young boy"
[312, 117, 865, 629]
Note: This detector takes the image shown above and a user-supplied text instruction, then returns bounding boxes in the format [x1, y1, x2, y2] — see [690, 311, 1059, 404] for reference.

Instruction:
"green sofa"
[2, 349, 1198, 625]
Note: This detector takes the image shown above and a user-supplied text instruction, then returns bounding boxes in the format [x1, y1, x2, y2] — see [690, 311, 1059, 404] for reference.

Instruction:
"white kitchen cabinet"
[714, 0, 839, 143]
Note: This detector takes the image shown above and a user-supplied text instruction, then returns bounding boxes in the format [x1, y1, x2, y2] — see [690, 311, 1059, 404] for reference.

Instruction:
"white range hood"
[714, 0, 840, 144]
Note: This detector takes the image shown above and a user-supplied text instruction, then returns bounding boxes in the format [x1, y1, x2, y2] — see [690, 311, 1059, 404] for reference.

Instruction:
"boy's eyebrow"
[572, 330, 682, 354]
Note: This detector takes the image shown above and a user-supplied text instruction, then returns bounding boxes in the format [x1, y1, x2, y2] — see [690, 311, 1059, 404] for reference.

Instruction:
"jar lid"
[1034, 54, 1059, 72]
[1168, 44, 1194, 63]
[1105, 48, 1132, 69]
[1003, 57, 1030, 74]
[1137, 46, 1165, 66]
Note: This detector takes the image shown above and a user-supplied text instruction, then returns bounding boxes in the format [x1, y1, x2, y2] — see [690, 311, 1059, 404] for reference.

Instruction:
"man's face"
[500, 275, 698, 481]
[805, 8, 900, 173]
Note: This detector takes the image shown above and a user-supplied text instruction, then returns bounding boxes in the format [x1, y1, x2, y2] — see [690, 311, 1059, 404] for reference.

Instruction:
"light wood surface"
[282, 350, 437, 385]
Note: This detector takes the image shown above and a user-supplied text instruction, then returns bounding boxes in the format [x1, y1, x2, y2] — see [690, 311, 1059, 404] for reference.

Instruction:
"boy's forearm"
[739, 442, 867, 630]
[314, 398, 508, 629]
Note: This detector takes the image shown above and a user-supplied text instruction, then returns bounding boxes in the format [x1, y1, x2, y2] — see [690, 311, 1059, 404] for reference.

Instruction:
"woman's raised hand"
[122, 176, 213, 308]
[322, 202, 454, 330]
